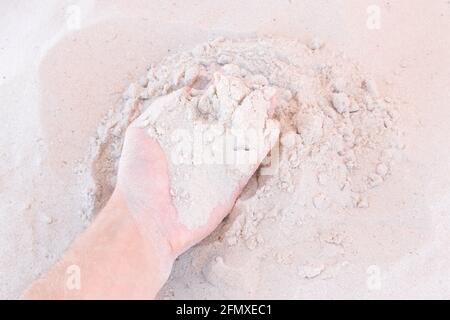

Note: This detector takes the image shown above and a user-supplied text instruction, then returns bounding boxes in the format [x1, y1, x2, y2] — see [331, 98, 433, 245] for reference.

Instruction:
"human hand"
[114, 79, 280, 261]
[22, 77, 280, 300]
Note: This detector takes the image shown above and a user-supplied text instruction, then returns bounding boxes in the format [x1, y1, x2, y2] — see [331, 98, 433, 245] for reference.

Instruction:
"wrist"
[106, 189, 175, 278]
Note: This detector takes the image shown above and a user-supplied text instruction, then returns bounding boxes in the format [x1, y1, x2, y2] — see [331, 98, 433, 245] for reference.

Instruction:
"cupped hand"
[114, 126, 249, 259]
[113, 84, 280, 261]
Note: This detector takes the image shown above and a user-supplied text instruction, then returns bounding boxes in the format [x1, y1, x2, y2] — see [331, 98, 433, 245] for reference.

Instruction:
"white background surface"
[0, 0, 449, 299]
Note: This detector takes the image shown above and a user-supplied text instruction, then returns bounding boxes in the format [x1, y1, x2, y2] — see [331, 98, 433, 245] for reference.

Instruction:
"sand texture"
[0, 0, 449, 299]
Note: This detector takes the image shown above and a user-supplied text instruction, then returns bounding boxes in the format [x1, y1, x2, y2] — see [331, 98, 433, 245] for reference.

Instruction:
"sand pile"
[79, 37, 403, 298]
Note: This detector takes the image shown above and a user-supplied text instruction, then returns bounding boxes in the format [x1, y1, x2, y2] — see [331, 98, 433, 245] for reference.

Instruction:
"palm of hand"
[115, 127, 241, 257]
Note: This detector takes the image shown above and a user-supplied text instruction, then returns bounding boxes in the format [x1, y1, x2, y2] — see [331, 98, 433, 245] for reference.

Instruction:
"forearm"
[23, 193, 174, 300]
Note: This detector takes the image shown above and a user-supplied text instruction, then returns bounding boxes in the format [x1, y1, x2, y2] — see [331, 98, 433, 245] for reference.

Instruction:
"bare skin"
[22, 127, 264, 300]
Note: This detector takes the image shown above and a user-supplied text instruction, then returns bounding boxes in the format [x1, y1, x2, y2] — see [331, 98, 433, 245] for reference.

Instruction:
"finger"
[130, 88, 188, 129]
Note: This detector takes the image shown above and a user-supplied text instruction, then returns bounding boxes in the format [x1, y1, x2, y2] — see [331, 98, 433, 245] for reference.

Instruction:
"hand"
[114, 85, 280, 260]
[114, 127, 256, 258]
[23, 82, 280, 300]
[114, 126, 244, 259]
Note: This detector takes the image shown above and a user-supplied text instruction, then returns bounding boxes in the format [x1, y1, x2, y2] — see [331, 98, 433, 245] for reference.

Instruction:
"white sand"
[1, 0, 449, 299]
